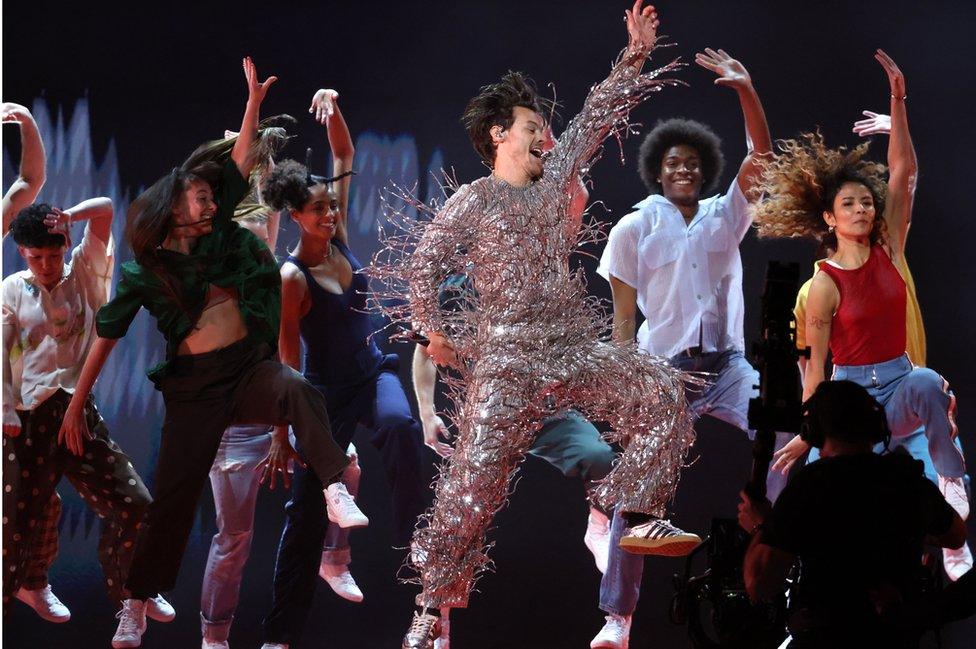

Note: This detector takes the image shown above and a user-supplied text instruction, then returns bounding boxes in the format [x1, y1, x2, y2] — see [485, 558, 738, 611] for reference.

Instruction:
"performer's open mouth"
[529, 146, 543, 159]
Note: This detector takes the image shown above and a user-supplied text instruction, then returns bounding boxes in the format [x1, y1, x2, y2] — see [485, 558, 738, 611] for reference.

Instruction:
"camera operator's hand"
[738, 490, 772, 534]
[771, 434, 811, 474]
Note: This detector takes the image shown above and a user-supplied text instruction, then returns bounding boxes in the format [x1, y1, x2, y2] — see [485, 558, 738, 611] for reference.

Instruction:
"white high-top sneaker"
[14, 585, 71, 623]
[583, 508, 611, 574]
[112, 599, 147, 649]
[319, 563, 364, 603]
[944, 540, 973, 582]
[146, 594, 176, 622]
[591, 613, 631, 649]
[324, 482, 369, 528]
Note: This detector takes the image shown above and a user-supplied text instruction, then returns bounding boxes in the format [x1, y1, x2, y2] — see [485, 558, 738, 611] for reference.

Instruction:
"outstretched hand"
[256, 426, 306, 490]
[58, 405, 92, 456]
[875, 49, 906, 98]
[625, 0, 659, 56]
[852, 110, 891, 137]
[695, 48, 752, 91]
[770, 434, 811, 475]
[421, 411, 454, 459]
[309, 89, 339, 125]
[243, 56, 277, 106]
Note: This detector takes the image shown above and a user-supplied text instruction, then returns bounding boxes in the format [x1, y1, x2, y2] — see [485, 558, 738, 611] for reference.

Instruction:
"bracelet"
[891, 94, 907, 101]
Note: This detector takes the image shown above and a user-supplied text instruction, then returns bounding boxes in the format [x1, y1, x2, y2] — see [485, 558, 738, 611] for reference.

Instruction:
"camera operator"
[737, 380, 966, 649]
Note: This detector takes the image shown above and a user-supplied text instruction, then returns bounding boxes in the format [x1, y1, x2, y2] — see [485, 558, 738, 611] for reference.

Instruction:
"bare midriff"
[177, 286, 249, 355]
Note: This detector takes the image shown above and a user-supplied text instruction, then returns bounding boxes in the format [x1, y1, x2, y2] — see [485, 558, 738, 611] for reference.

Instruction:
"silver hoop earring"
[828, 225, 835, 233]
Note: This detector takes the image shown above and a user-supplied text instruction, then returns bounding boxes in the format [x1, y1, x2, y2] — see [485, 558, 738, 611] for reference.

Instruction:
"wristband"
[891, 94, 907, 101]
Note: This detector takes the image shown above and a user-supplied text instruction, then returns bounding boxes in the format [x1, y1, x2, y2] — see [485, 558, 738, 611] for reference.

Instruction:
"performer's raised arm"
[548, 1, 678, 187]
[874, 49, 916, 258]
[2, 102, 46, 235]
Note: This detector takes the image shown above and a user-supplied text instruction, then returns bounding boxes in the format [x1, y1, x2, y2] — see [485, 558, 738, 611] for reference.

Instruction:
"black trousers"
[124, 339, 349, 599]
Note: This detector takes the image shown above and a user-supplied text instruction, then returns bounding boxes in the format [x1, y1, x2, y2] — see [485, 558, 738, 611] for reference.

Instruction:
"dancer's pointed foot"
[619, 518, 700, 556]
[319, 563, 364, 603]
[402, 611, 441, 649]
[324, 482, 368, 528]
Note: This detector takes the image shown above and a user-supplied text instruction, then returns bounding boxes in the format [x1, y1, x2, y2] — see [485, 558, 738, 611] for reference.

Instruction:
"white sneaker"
[591, 613, 631, 649]
[583, 508, 611, 574]
[112, 599, 147, 649]
[319, 563, 364, 603]
[619, 518, 701, 556]
[434, 613, 450, 649]
[14, 585, 71, 623]
[324, 482, 369, 529]
[202, 640, 230, 649]
[944, 540, 974, 582]
[939, 475, 970, 520]
[260, 644, 288, 649]
[146, 593, 176, 622]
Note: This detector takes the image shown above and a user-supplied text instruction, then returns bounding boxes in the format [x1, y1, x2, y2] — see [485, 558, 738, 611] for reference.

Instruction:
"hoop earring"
[828, 225, 835, 233]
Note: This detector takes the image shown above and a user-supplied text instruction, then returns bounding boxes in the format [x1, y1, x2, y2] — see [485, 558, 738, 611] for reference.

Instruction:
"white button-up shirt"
[3, 226, 114, 415]
[598, 178, 750, 359]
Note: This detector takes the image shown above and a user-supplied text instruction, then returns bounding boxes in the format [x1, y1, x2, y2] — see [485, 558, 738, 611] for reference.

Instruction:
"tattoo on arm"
[808, 315, 830, 331]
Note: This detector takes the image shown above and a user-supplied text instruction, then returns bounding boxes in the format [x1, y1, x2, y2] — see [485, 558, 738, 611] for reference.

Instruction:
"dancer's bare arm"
[694, 49, 771, 198]
[609, 276, 638, 345]
[412, 345, 453, 458]
[2, 319, 20, 437]
[258, 264, 310, 489]
[2, 102, 46, 235]
[874, 49, 916, 259]
[58, 337, 118, 456]
[42, 198, 114, 248]
[310, 89, 355, 245]
[771, 272, 837, 474]
[232, 57, 277, 178]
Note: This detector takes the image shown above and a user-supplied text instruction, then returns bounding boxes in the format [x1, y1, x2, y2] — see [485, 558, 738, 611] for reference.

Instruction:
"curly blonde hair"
[750, 132, 888, 248]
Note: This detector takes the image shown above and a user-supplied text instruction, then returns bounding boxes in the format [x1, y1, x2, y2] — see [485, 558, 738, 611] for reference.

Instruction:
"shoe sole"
[618, 536, 700, 557]
[328, 516, 369, 529]
[146, 609, 176, 623]
[13, 595, 71, 623]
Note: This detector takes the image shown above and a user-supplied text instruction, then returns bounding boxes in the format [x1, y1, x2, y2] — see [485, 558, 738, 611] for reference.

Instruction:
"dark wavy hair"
[9, 203, 67, 248]
[751, 132, 888, 249]
[462, 71, 552, 165]
[638, 118, 725, 195]
[127, 116, 293, 312]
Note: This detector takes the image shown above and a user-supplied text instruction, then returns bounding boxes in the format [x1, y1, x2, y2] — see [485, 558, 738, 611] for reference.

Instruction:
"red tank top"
[818, 245, 906, 366]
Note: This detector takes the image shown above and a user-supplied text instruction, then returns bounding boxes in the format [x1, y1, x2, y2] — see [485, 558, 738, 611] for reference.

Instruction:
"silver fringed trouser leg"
[411, 341, 695, 609]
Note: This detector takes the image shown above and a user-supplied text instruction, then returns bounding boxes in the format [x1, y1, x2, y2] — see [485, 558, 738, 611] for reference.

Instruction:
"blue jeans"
[806, 354, 966, 479]
[598, 348, 789, 616]
[263, 356, 425, 645]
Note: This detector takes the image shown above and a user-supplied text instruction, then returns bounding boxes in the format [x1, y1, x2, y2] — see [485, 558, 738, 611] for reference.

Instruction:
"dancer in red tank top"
[750, 49, 970, 581]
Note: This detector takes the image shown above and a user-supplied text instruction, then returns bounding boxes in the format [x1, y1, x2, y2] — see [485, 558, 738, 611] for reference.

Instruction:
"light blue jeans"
[599, 348, 789, 616]
[199, 425, 358, 641]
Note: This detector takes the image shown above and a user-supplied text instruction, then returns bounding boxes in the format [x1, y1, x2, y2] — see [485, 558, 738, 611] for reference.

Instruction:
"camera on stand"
[670, 261, 806, 649]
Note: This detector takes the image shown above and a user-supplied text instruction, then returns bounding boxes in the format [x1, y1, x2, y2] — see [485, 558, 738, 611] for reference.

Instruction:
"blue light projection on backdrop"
[2, 98, 443, 583]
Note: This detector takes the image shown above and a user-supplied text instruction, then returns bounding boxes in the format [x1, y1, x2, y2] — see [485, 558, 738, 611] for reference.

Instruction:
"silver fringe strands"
[370, 47, 700, 609]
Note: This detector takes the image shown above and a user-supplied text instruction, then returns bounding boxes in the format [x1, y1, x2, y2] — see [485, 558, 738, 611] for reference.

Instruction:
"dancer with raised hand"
[257, 86, 426, 649]
[58, 58, 355, 649]
[2, 197, 170, 628]
[593, 45, 772, 649]
[752, 49, 970, 581]
[370, 4, 699, 647]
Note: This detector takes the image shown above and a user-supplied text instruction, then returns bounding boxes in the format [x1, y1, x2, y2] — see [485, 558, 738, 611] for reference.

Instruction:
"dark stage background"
[3, 1, 975, 647]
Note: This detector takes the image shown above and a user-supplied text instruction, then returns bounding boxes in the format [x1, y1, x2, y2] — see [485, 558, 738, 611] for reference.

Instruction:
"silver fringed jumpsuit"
[381, 50, 694, 609]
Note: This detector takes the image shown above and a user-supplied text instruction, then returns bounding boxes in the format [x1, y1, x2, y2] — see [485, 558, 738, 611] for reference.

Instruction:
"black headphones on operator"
[799, 380, 891, 449]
